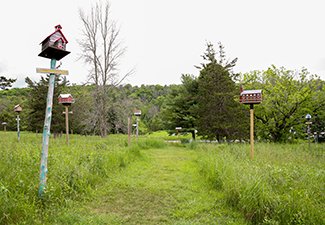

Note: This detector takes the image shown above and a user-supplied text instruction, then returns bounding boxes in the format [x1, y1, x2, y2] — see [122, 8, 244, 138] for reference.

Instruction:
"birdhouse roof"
[40, 24, 68, 45]
[240, 90, 262, 95]
[58, 94, 73, 99]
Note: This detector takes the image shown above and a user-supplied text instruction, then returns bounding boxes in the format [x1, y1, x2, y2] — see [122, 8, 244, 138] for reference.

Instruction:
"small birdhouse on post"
[58, 94, 74, 145]
[134, 110, 142, 117]
[240, 87, 262, 160]
[14, 104, 22, 113]
[133, 110, 141, 141]
[58, 94, 74, 106]
[38, 25, 70, 60]
[175, 127, 182, 136]
[14, 105, 22, 141]
[2, 122, 7, 132]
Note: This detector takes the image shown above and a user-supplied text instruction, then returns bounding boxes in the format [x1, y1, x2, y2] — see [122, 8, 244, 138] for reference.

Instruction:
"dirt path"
[83, 148, 246, 224]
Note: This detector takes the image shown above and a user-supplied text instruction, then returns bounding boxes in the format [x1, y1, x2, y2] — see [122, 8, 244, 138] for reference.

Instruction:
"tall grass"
[0, 132, 141, 224]
[196, 143, 324, 225]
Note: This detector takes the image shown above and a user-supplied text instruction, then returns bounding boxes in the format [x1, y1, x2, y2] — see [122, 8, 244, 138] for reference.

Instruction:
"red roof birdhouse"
[58, 94, 74, 106]
[240, 88, 262, 104]
[38, 25, 70, 60]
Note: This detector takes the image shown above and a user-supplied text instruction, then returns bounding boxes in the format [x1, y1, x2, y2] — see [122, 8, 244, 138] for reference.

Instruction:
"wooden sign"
[36, 68, 69, 75]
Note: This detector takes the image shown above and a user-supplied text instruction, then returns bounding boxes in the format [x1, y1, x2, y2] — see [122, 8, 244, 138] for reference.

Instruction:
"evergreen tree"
[0, 76, 16, 90]
[196, 43, 248, 141]
[25, 75, 68, 134]
[161, 75, 198, 139]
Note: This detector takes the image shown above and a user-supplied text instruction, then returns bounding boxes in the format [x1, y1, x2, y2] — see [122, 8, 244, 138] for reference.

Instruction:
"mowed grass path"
[70, 147, 247, 225]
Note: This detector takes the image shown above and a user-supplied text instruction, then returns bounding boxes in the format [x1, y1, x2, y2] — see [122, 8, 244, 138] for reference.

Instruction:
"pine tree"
[196, 43, 248, 141]
[0, 76, 16, 90]
[25, 75, 68, 134]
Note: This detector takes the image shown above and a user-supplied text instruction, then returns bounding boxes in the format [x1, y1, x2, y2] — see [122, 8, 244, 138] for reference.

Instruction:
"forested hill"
[0, 83, 178, 135]
[1, 44, 325, 142]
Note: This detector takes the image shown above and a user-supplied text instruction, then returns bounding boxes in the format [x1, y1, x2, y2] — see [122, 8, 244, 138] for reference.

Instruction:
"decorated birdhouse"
[38, 25, 70, 60]
[58, 94, 74, 106]
[134, 109, 141, 117]
[240, 88, 262, 104]
[14, 104, 22, 113]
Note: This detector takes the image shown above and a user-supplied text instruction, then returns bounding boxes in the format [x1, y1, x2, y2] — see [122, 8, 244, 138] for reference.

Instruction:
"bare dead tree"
[78, 1, 131, 137]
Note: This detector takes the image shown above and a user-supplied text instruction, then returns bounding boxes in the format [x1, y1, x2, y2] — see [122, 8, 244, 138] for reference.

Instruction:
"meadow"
[0, 132, 140, 224]
[0, 131, 324, 224]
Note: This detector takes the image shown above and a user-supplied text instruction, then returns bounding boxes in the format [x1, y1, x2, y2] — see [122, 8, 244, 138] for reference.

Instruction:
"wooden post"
[39, 59, 56, 198]
[136, 117, 139, 142]
[17, 115, 20, 142]
[250, 104, 254, 160]
[65, 106, 69, 145]
[128, 116, 131, 146]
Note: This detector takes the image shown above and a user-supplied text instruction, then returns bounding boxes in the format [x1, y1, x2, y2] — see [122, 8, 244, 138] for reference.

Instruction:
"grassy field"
[195, 143, 324, 225]
[0, 131, 324, 224]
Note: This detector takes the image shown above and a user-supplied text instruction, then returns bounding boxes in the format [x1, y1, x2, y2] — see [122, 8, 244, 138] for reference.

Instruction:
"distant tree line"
[0, 43, 325, 142]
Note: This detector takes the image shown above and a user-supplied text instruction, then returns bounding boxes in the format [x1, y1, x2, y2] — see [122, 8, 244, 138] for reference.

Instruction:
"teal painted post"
[38, 59, 56, 198]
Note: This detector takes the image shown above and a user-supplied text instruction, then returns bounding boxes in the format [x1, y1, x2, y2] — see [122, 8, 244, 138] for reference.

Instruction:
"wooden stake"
[250, 104, 254, 160]
[17, 115, 20, 142]
[136, 117, 139, 142]
[65, 106, 69, 145]
[128, 116, 131, 146]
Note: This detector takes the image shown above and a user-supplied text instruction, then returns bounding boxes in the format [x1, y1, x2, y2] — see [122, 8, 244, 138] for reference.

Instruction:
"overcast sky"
[1, 0, 324, 87]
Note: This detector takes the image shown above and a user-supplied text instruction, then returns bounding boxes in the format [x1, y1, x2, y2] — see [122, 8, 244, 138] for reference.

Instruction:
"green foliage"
[242, 66, 325, 142]
[160, 75, 198, 138]
[25, 75, 68, 133]
[0, 132, 141, 224]
[197, 143, 324, 224]
[196, 43, 248, 140]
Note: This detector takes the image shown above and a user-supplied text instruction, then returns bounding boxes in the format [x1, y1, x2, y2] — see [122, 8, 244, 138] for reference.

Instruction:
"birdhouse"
[38, 25, 70, 60]
[240, 89, 262, 104]
[58, 94, 74, 106]
[134, 109, 141, 116]
[14, 104, 22, 113]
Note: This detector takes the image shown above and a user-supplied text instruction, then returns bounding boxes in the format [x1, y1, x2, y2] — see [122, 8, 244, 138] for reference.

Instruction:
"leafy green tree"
[242, 66, 325, 142]
[196, 43, 247, 141]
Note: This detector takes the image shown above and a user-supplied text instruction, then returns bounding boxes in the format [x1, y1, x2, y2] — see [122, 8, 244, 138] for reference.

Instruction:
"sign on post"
[36, 68, 69, 75]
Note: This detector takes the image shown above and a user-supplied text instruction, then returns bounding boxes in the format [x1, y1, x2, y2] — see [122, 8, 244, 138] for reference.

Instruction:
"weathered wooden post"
[134, 110, 141, 142]
[58, 94, 74, 145]
[37, 25, 70, 198]
[128, 116, 131, 146]
[14, 105, 22, 141]
[240, 87, 262, 160]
